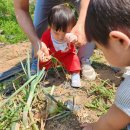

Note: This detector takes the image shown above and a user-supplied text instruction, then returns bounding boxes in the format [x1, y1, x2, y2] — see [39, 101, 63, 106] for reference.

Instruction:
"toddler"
[39, 4, 81, 88]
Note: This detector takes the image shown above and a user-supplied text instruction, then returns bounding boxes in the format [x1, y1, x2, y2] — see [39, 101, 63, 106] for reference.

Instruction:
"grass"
[0, 53, 71, 129]
[0, 50, 127, 129]
[0, 67, 119, 129]
[0, 0, 35, 44]
[85, 79, 115, 116]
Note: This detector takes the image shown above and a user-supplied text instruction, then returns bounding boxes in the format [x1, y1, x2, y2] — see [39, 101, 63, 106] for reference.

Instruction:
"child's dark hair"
[48, 4, 76, 32]
[85, 0, 130, 46]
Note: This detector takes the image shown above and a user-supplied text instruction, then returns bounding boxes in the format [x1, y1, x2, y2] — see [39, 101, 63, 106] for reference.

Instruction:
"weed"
[0, 0, 35, 44]
[85, 79, 116, 115]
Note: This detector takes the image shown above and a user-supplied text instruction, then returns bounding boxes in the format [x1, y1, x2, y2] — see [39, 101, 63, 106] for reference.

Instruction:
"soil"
[0, 42, 31, 73]
[0, 42, 123, 130]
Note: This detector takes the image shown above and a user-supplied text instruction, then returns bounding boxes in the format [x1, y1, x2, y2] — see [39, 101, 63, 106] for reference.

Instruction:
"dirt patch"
[0, 42, 123, 130]
[0, 42, 31, 73]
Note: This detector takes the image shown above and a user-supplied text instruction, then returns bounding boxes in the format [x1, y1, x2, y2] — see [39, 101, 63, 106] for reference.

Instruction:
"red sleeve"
[69, 42, 76, 52]
[41, 29, 51, 48]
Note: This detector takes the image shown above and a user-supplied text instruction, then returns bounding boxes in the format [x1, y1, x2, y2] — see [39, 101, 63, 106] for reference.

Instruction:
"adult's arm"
[71, 0, 90, 45]
[14, 0, 49, 58]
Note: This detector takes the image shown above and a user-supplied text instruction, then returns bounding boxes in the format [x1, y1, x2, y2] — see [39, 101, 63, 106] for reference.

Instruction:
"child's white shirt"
[51, 33, 68, 51]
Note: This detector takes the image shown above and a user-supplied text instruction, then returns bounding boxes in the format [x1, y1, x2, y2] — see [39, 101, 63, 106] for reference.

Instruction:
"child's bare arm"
[82, 104, 130, 130]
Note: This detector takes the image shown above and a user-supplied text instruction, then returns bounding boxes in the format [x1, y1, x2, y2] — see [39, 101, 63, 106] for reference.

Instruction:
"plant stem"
[0, 75, 36, 108]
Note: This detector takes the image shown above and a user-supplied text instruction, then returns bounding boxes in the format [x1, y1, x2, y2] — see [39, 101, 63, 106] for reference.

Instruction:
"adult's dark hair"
[85, 0, 130, 46]
[48, 4, 76, 32]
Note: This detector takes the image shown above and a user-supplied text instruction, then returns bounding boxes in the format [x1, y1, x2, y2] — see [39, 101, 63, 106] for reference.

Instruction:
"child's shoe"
[71, 73, 81, 88]
[81, 59, 96, 81]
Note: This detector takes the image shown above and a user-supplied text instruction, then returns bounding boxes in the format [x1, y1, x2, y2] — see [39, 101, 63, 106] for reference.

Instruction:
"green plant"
[0, 52, 69, 129]
[0, 0, 35, 44]
[85, 79, 115, 115]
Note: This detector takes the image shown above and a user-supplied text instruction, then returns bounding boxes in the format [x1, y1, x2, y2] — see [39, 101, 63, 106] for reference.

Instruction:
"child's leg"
[81, 104, 130, 130]
[56, 52, 81, 87]
[71, 72, 81, 88]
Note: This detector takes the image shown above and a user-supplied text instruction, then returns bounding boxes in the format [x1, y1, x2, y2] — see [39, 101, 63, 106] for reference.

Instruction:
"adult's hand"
[70, 0, 90, 46]
[71, 23, 87, 46]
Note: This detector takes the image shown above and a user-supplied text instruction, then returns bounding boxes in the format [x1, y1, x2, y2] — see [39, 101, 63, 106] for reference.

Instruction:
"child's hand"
[37, 50, 51, 62]
[65, 33, 78, 44]
[37, 42, 51, 62]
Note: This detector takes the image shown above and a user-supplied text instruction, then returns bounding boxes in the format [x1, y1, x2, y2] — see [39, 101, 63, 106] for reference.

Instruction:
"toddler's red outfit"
[39, 29, 81, 73]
